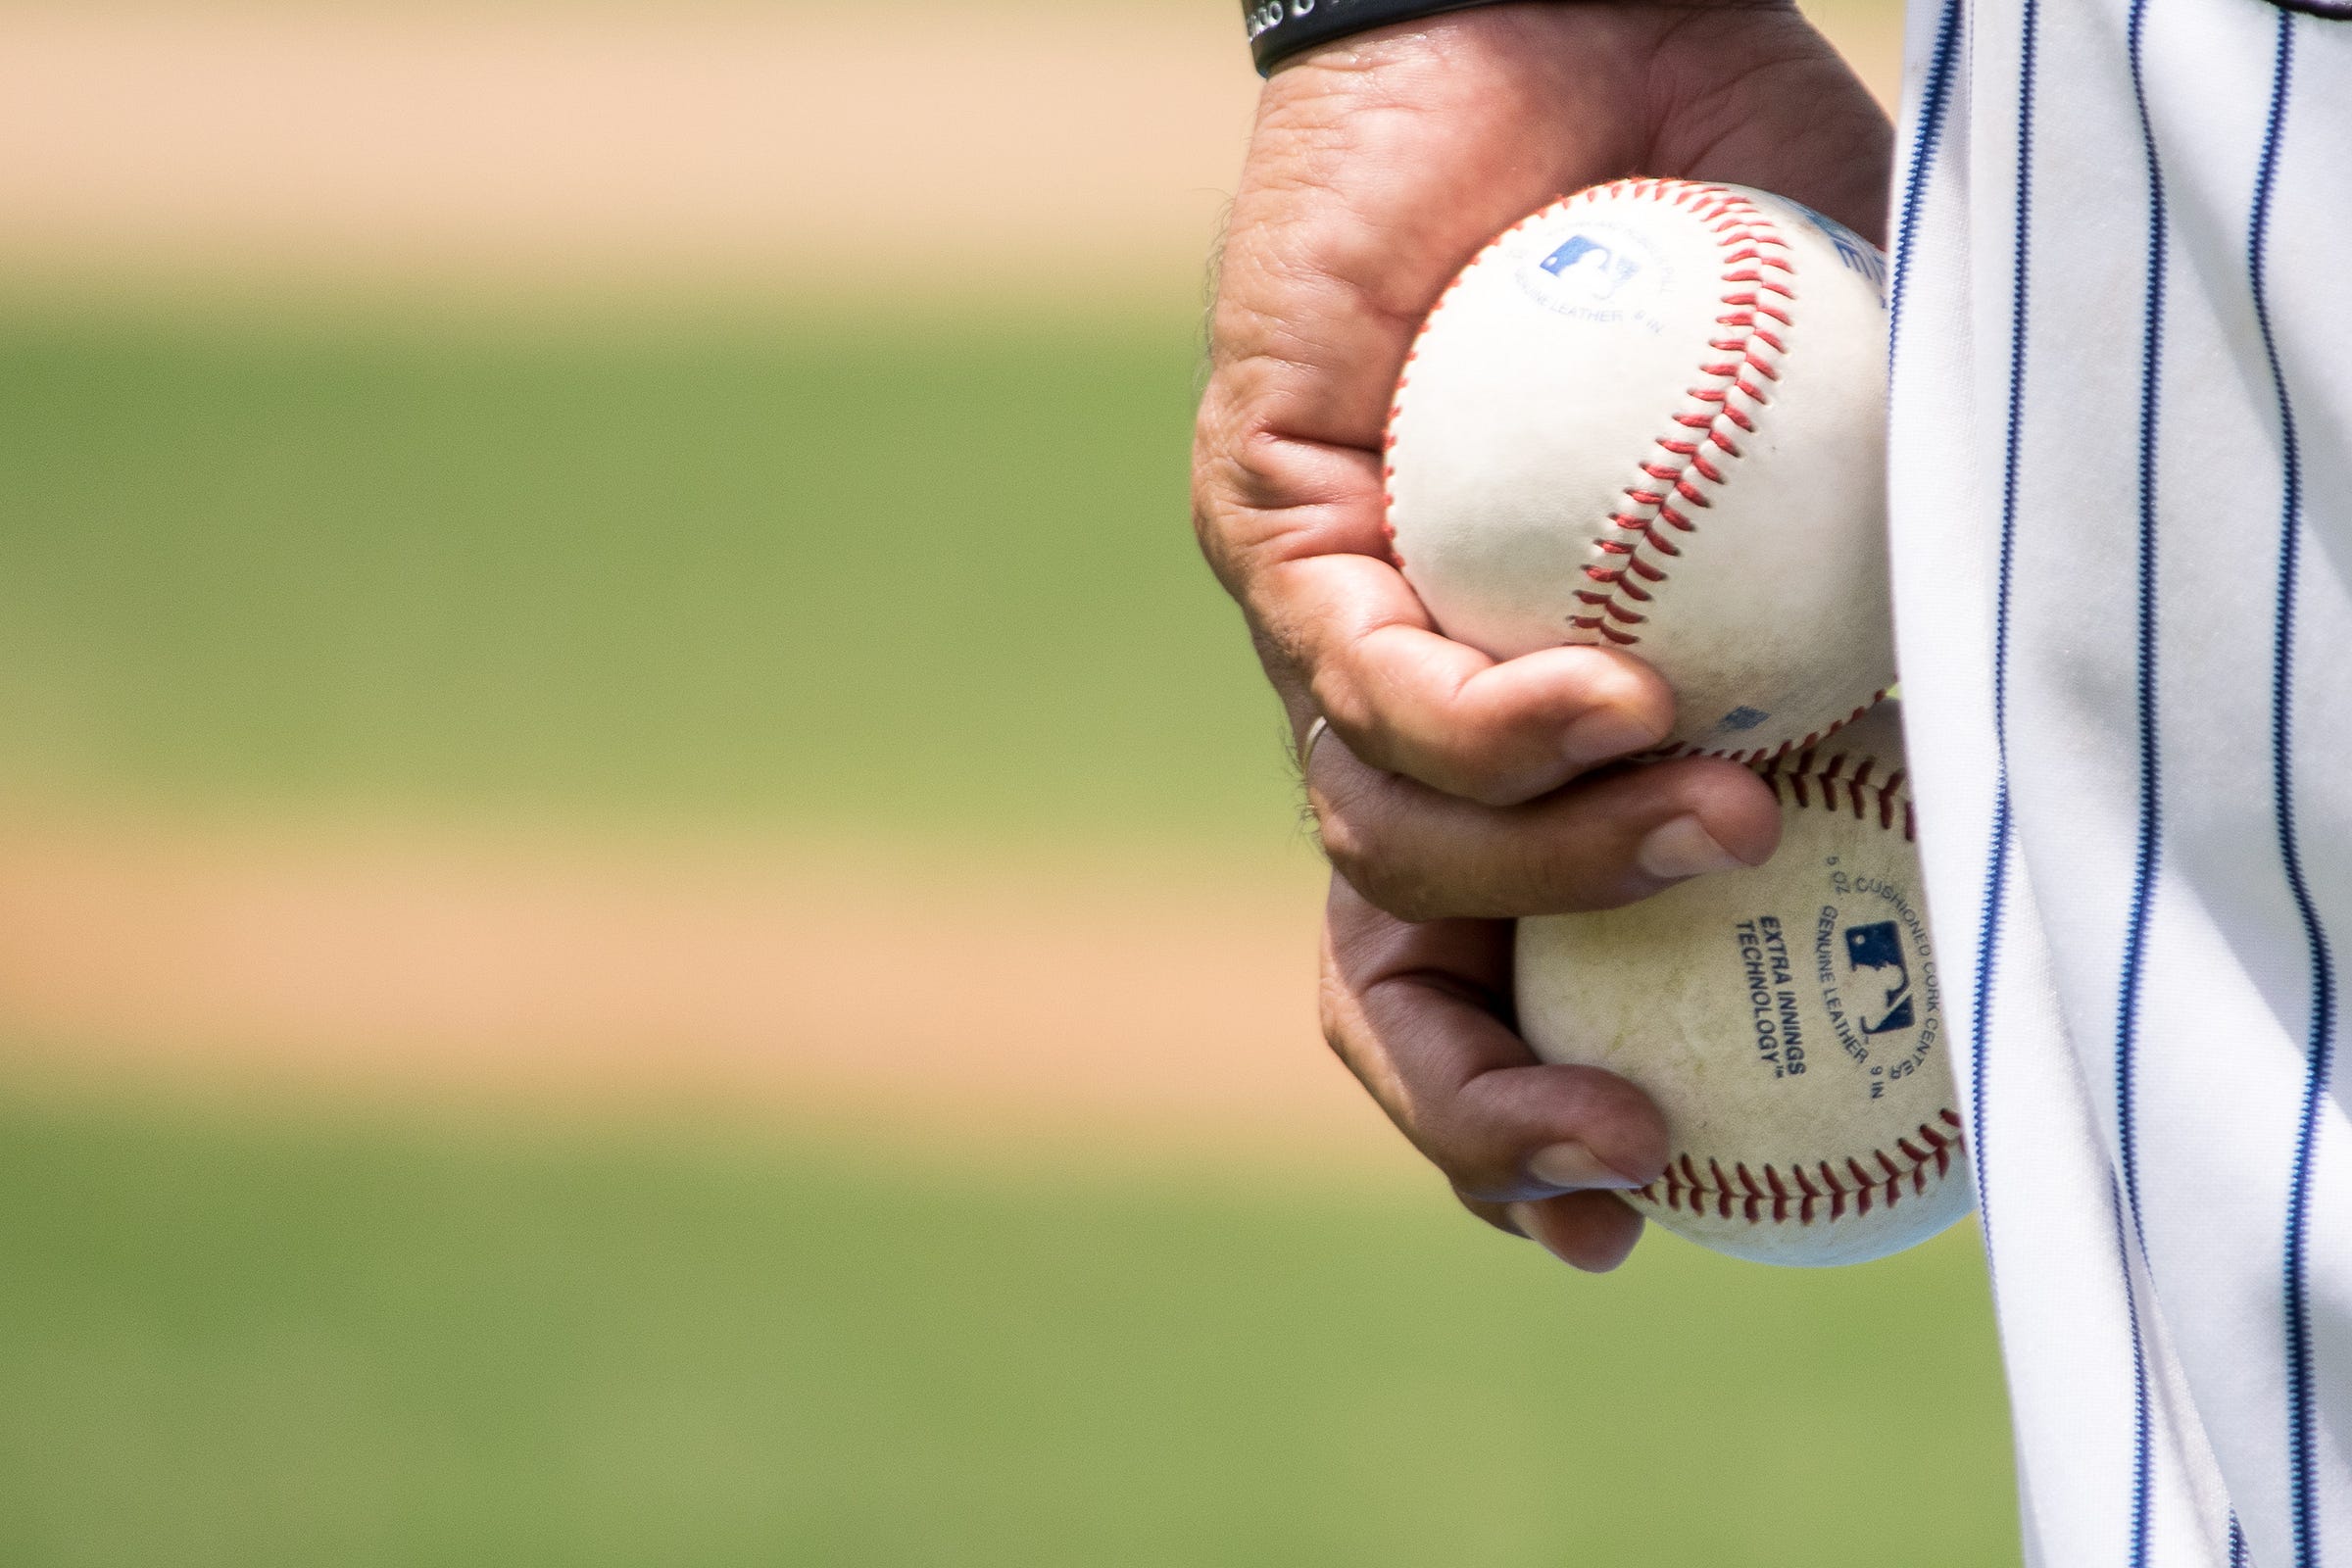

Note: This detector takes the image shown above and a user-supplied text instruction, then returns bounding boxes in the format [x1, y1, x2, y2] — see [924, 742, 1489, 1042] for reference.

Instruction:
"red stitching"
[1639, 1110, 1963, 1226]
[1645, 688, 1892, 768]
[1751, 722, 1915, 839]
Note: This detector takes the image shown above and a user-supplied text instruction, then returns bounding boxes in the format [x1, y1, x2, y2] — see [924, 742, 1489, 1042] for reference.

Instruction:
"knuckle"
[1188, 471, 1259, 593]
[1317, 807, 1437, 919]
[1312, 789, 1361, 854]
[1316, 811, 1383, 896]
[1188, 399, 1310, 588]
[1325, 816, 1480, 923]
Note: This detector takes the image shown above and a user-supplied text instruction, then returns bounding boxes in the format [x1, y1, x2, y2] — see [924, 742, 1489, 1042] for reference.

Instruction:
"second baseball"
[1515, 703, 1968, 1266]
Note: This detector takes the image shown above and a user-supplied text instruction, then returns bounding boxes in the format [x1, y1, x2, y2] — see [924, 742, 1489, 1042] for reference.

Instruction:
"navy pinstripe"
[2119, 0, 2169, 1549]
[1886, 1, 2020, 1296]
[2248, 14, 2336, 1564]
[1973, 0, 2042, 1288]
[1888, 0, 1966, 371]
[2117, 0, 2167, 1242]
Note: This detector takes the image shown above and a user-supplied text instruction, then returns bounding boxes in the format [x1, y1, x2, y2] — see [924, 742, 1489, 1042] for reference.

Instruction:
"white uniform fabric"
[1886, 0, 2352, 1560]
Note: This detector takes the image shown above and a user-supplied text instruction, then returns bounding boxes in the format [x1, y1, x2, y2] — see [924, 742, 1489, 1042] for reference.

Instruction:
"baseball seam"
[1634, 723, 1956, 1231]
[1567, 180, 1787, 657]
[1642, 1109, 1964, 1226]
[1755, 732, 1920, 842]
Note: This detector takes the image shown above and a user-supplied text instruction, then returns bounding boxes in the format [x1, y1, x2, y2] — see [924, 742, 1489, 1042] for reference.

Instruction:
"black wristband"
[1246, 0, 1514, 74]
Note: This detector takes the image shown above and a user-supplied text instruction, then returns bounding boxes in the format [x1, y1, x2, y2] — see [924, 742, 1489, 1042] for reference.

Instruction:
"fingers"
[1509, 1194, 1649, 1272]
[1318, 884, 1667, 1274]
[1321, 883, 1671, 1201]
[1196, 444, 1681, 805]
[1456, 1190, 1648, 1272]
[1273, 552, 1683, 806]
[1198, 372, 1681, 808]
[1310, 732, 1782, 921]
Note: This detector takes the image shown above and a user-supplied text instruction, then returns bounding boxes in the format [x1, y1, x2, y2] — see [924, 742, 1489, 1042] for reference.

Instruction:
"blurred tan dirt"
[0, 4, 1259, 305]
[0, 2, 1899, 305]
[0, 817, 1403, 1165]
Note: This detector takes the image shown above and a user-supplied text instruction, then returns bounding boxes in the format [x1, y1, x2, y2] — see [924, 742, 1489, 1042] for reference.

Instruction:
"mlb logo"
[1844, 920, 1917, 1035]
[1538, 234, 1641, 300]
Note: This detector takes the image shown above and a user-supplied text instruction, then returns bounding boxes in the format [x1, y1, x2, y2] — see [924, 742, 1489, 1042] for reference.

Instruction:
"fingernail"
[1636, 813, 1749, 881]
[1562, 706, 1664, 769]
[1528, 1141, 1647, 1191]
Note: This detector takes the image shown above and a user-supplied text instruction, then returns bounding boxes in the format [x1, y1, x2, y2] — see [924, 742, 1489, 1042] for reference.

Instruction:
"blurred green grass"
[0, 310, 1287, 844]
[0, 1087, 2016, 1567]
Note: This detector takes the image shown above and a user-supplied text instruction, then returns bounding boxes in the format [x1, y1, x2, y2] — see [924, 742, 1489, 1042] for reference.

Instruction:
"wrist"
[1248, 0, 1511, 75]
[1249, 0, 1798, 76]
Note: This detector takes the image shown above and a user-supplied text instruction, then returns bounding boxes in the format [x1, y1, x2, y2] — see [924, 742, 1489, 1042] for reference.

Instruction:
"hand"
[1196, 1, 1893, 1264]
[1321, 874, 1674, 1269]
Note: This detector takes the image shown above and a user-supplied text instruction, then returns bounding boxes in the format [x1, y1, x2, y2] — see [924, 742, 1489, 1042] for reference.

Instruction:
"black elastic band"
[1247, 0, 1514, 74]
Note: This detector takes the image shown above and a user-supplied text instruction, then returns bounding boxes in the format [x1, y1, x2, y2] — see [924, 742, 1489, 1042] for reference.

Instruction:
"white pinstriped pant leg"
[1887, 0, 2352, 1560]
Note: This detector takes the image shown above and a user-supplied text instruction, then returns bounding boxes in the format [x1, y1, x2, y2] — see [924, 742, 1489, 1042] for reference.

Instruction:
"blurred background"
[0, 3, 2018, 1563]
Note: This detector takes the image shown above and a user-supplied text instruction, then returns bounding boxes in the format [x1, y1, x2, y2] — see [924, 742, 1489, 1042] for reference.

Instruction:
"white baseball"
[1384, 178, 1894, 761]
[1515, 703, 1969, 1266]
